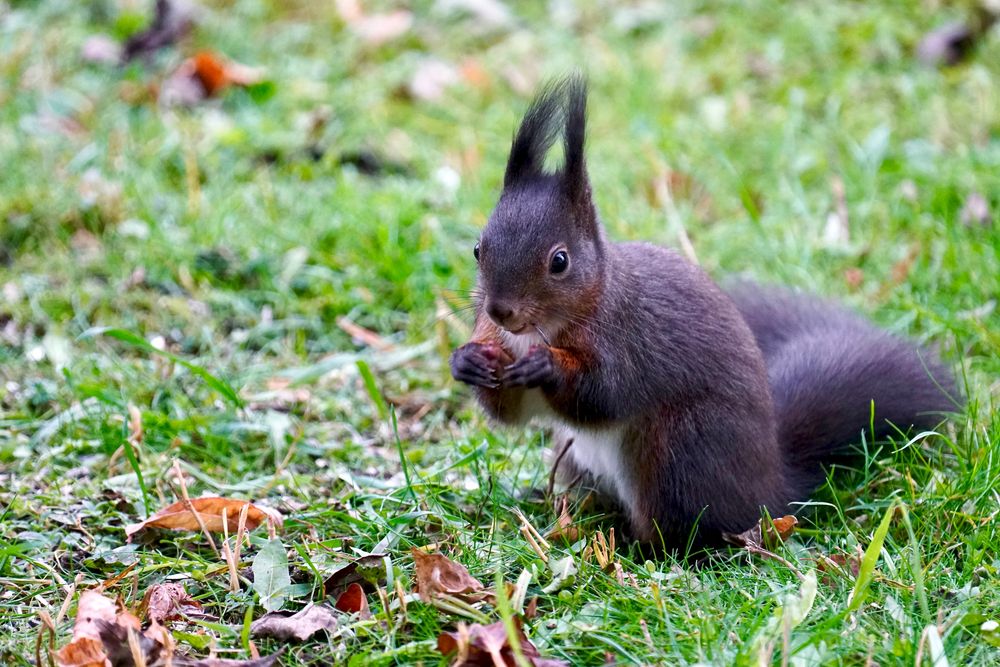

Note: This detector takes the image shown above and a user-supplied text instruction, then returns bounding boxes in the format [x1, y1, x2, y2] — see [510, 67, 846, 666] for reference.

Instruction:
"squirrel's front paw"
[502, 345, 555, 388]
[450, 341, 505, 388]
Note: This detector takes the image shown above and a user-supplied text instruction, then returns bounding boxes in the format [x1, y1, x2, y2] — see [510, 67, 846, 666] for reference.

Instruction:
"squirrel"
[449, 76, 961, 551]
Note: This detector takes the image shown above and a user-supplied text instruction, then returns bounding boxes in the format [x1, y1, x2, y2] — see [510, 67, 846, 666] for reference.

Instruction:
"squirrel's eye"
[550, 250, 569, 274]
[473, 242, 480, 261]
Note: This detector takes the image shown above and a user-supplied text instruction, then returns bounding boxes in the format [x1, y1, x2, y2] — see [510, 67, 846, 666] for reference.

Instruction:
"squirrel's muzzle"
[486, 299, 522, 331]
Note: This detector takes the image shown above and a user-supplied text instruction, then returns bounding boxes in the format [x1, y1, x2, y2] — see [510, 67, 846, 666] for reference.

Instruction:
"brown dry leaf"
[142, 582, 208, 623]
[125, 497, 282, 540]
[323, 553, 387, 598]
[250, 604, 339, 641]
[160, 52, 264, 106]
[412, 548, 485, 602]
[817, 549, 863, 586]
[437, 617, 569, 667]
[55, 637, 108, 667]
[460, 59, 491, 90]
[57, 590, 145, 667]
[844, 267, 864, 292]
[334, 582, 372, 618]
[71, 590, 118, 640]
[523, 596, 539, 620]
[190, 51, 263, 95]
[545, 498, 580, 543]
[182, 654, 284, 667]
[722, 515, 798, 551]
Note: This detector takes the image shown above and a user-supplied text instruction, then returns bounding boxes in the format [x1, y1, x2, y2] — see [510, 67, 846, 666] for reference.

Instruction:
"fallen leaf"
[57, 590, 146, 667]
[722, 515, 798, 551]
[844, 267, 864, 292]
[142, 582, 207, 623]
[412, 548, 485, 602]
[125, 497, 282, 540]
[334, 582, 372, 618]
[123, 0, 197, 62]
[179, 652, 284, 667]
[323, 553, 388, 598]
[58, 589, 284, 667]
[250, 604, 339, 641]
[55, 637, 108, 667]
[771, 515, 798, 542]
[460, 59, 492, 90]
[160, 52, 265, 106]
[350, 10, 413, 46]
[336, 316, 394, 351]
[817, 549, 863, 586]
[960, 192, 991, 227]
[81, 35, 121, 65]
[408, 59, 461, 102]
[437, 617, 569, 667]
[524, 596, 539, 620]
[71, 590, 118, 640]
[94, 620, 165, 667]
[545, 498, 580, 543]
[253, 538, 291, 613]
[541, 556, 577, 594]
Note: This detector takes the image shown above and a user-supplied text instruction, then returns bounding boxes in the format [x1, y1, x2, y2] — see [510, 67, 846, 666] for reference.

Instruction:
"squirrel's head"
[475, 76, 605, 340]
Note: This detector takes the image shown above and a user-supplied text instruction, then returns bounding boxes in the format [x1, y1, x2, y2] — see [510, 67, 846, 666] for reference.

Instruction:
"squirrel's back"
[728, 284, 961, 493]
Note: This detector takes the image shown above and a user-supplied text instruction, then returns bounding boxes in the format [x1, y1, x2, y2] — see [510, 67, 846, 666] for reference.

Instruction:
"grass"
[1, 0, 999, 664]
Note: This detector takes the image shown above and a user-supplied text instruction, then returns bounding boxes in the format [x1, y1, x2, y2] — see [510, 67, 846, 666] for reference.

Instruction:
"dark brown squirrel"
[449, 76, 961, 551]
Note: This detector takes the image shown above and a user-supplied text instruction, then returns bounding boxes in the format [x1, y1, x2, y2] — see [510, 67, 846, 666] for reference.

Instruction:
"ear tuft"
[561, 74, 588, 201]
[503, 75, 588, 192]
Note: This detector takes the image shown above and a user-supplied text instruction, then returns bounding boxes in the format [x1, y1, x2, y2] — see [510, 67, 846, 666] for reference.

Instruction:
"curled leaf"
[142, 582, 209, 623]
[250, 604, 339, 641]
[722, 515, 798, 551]
[323, 553, 387, 598]
[412, 548, 485, 602]
[334, 582, 372, 618]
[125, 497, 282, 540]
[437, 617, 568, 667]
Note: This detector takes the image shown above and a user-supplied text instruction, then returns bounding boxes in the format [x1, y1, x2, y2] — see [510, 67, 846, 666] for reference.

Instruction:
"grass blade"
[847, 501, 896, 613]
[80, 327, 243, 406]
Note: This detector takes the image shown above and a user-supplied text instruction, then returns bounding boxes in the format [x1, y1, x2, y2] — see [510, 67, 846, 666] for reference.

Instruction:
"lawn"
[1, 0, 999, 665]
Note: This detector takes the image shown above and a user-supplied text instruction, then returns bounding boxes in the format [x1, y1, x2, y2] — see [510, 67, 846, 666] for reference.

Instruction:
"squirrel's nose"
[486, 300, 515, 326]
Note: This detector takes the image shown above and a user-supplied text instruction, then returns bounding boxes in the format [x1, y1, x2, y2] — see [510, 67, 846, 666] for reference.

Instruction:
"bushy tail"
[728, 285, 961, 490]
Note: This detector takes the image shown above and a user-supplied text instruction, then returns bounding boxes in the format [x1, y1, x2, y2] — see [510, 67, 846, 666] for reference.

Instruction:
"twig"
[171, 459, 218, 556]
[746, 545, 804, 581]
[56, 573, 84, 625]
[35, 611, 56, 667]
[336, 316, 394, 351]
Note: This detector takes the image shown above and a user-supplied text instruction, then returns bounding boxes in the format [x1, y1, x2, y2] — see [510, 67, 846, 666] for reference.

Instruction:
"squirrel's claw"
[451, 343, 502, 388]
[502, 345, 555, 388]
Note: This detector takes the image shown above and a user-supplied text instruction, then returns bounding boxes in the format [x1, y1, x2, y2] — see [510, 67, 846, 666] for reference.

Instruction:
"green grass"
[1, 0, 999, 664]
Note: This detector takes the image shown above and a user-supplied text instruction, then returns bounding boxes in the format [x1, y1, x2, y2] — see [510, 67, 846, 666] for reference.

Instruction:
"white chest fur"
[501, 330, 634, 514]
[559, 424, 634, 514]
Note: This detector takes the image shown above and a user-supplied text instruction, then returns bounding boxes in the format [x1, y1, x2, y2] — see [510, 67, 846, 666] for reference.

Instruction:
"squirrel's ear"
[561, 75, 589, 205]
[503, 81, 564, 188]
